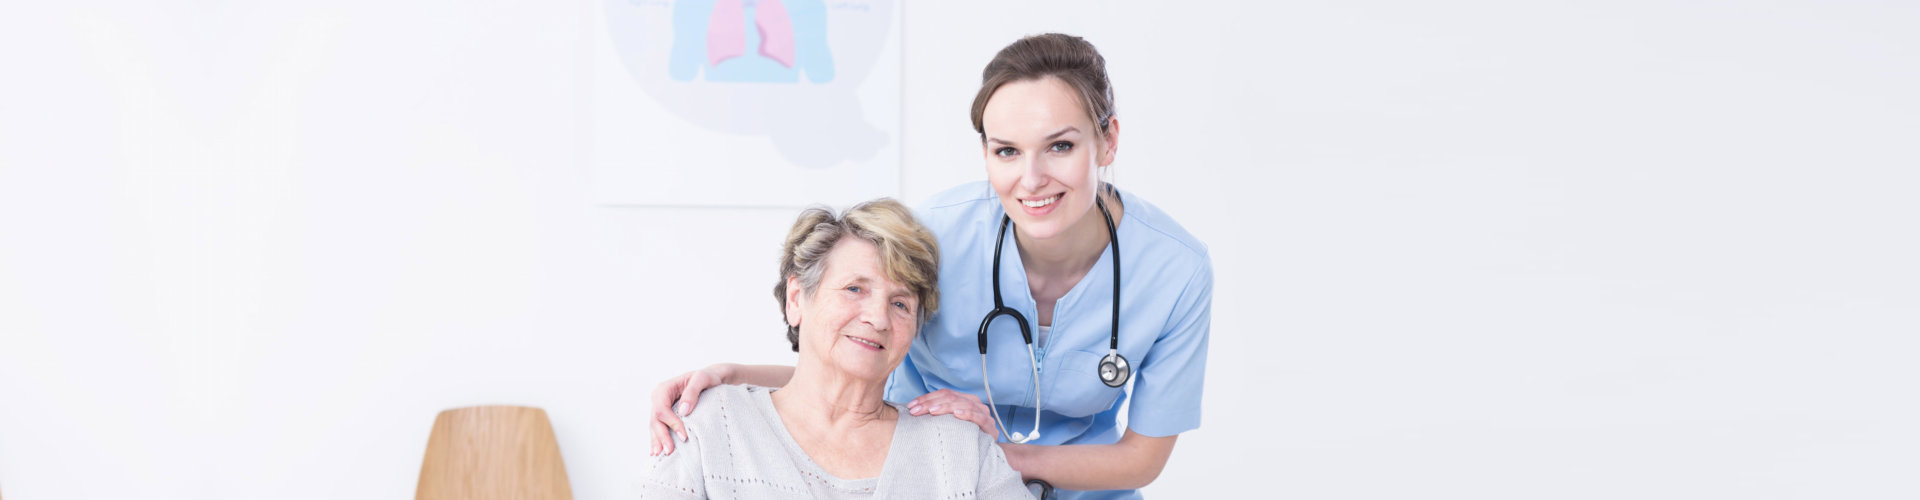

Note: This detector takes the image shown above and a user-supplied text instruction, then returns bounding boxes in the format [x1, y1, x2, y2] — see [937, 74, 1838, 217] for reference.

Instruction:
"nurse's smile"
[1018, 194, 1063, 217]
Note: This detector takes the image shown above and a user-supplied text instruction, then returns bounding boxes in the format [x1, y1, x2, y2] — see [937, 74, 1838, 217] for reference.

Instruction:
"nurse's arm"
[1000, 429, 1178, 491]
[709, 362, 797, 387]
[648, 363, 796, 456]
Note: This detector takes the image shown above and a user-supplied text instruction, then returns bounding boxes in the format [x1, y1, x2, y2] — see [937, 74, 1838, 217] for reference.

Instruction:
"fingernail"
[956, 410, 969, 418]
[930, 404, 944, 412]
[679, 431, 688, 443]
[675, 402, 690, 416]
[907, 404, 921, 414]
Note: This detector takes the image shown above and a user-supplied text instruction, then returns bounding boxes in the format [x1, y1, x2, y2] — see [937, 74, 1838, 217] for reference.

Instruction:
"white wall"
[2, 1, 1915, 498]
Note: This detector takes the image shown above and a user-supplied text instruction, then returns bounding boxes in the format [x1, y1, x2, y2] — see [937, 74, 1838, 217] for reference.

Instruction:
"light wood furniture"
[416, 405, 573, 500]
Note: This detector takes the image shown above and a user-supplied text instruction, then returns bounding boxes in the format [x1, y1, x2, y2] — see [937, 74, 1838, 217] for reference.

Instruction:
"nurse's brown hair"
[970, 33, 1117, 141]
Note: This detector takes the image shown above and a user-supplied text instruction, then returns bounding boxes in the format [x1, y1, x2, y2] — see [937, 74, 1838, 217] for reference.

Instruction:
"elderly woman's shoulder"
[682, 384, 767, 426]
[897, 407, 1001, 451]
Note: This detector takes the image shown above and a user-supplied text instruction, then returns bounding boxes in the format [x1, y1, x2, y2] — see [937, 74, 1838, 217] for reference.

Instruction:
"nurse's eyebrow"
[985, 126, 1081, 146]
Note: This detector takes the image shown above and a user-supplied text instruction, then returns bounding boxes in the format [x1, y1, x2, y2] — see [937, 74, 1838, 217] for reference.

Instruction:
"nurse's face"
[980, 76, 1118, 242]
[786, 238, 921, 383]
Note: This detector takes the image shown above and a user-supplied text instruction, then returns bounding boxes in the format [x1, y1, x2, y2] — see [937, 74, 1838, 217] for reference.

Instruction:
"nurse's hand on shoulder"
[648, 365, 726, 456]
[907, 389, 997, 436]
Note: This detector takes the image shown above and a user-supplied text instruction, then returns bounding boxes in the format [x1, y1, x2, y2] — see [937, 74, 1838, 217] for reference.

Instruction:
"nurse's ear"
[1096, 115, 1120, 167]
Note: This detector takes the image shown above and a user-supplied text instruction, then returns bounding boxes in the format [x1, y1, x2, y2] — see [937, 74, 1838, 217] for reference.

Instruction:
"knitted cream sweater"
[639, 384, 1032, 499]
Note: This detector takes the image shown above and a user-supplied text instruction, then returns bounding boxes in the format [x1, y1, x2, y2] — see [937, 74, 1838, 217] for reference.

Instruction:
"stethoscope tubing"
[977, 195, 1127, 444]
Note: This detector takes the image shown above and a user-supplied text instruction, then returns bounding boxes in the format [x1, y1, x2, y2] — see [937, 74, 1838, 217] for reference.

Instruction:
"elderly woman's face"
[787, 237, 921, 382]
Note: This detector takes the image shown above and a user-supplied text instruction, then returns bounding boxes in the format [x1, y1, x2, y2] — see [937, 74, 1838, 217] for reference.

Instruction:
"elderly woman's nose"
[860, 296, 893, 331]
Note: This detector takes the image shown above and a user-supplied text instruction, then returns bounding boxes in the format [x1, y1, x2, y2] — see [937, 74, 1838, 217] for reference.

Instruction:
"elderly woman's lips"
[845, 335, 884, 350]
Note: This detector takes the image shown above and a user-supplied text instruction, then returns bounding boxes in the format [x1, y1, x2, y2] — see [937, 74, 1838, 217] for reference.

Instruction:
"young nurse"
[647, 33, 1212, 499]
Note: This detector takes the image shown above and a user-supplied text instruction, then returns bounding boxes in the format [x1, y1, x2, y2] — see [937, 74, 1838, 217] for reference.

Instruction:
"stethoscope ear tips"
[1010, 430, 1039, 443]
[1099, 352, 1131, 388]
[1026, 479, 1055, 499]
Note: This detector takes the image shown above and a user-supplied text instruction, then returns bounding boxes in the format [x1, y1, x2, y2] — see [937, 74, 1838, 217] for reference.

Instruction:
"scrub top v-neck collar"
[989, 190, 1130, 352]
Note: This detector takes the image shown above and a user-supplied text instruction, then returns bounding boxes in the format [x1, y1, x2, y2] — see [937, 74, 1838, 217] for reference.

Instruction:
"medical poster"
[591, 0, 901, 207]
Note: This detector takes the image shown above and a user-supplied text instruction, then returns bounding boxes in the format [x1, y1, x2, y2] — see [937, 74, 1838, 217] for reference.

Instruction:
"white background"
[2, 1, 1916, 499]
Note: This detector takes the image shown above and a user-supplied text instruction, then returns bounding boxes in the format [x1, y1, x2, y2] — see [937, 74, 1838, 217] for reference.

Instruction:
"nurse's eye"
[994, 147, 1018, 158]
[1049, 141, 1074, 153]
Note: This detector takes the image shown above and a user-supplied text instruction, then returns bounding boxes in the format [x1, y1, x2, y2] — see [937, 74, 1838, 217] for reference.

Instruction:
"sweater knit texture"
[639, 384, 1031, 499]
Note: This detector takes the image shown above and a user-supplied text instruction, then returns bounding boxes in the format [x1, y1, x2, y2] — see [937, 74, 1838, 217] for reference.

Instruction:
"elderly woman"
[639, 199, 1030, 499]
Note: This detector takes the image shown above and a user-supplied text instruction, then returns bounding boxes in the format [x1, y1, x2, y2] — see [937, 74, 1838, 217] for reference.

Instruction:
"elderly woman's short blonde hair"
[774, 198, 941, 352]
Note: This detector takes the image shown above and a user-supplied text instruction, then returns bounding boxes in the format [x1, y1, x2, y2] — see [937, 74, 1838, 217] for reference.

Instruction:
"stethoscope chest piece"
[1098, 351, 1131, 387]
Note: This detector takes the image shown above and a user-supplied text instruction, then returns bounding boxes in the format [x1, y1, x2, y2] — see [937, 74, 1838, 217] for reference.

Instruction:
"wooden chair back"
[415, 405, 573, 500]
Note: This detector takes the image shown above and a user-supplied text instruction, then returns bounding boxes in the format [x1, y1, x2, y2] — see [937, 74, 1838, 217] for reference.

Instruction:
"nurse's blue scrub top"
[886, 182, 1213, 500]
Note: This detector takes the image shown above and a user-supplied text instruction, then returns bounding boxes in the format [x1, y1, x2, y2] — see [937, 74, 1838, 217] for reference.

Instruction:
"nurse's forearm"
[1001, 430, 1178, 491]
[712, 363, 796, 388]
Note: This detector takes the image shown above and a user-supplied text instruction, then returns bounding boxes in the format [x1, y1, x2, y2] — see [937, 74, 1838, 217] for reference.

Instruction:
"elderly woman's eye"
[893, 301, 910, 311]
[846, 285, 863, 294]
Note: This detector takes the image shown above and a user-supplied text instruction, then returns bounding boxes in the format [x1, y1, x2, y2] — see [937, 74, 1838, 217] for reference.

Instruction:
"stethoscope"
[977, 196, 1130, 445]
[1026, 479, 1055, 499]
